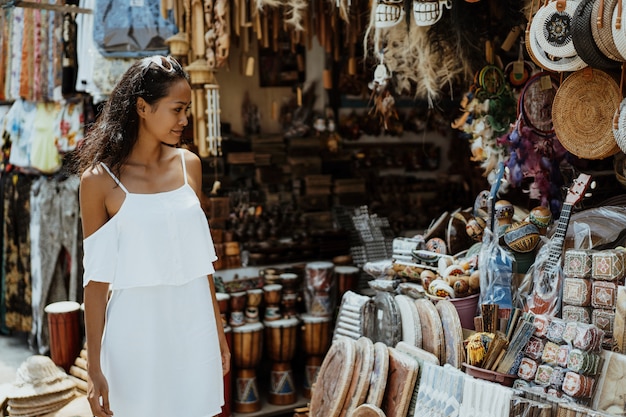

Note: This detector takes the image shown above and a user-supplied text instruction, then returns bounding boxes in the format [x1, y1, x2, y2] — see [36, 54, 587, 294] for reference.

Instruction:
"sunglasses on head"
[140, 55, 179, 76]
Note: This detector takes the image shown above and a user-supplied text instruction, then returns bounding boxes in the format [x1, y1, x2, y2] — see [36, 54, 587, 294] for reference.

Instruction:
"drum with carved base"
[301, 313, 333, 398]
[217, 326, 232, 417]
[305, 261, 336, 317]
[264, 317, 300, 405]
[232, 321, 264, 413]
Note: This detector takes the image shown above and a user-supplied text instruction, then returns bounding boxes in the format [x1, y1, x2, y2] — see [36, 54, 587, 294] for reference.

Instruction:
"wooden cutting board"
[351, 403, 386, 417]
[395, 294, 422, 348]
[381, 347, 419, 417]
[436, 299, 465, 369]
[310, 337, 357, 417]
[415, 298, 445, 363]
[340, 337, 375, 417]
[365, 341, 389, 408]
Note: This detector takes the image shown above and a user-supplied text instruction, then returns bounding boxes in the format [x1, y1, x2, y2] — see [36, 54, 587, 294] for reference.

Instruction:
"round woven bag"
[552, 68, 622, 159]
[591, 0, 626, 61]
[614, 97, 626, 153]
[532, 0, 581, 58]
[527, 9, 588, 72]
[572, 0, 622, 70]
[612, 2, 626, 59]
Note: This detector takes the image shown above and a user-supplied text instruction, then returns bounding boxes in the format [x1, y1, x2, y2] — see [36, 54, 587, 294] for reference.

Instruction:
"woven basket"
[591, 0, 626, 61]
[572, 0, 622, 70]
[532, 0, 581, 58]
[552, 68, 622, 159]
[528, 14, 588, 72]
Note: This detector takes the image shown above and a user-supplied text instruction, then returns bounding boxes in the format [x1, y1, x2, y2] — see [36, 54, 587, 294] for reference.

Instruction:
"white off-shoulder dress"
[82, 149, 223, 417]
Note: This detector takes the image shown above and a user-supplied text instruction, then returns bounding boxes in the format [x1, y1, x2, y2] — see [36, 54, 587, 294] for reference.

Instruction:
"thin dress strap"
[179, 148, 188, 185]
[101, 163, 129, 194]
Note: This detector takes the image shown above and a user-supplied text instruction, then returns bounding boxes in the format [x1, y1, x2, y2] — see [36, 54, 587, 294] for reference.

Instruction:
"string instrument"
[528, 173, 592, 316]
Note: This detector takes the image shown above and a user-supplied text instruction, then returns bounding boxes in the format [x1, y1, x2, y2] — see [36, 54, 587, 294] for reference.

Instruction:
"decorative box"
[567, 349, 587, 373]
[592, 309, 615, 336]
[561, 305, 591, 324]
[517, 357, 539, 381]
[541, 341, 560, 366]
[591, 281, 617, 309]
[573, 324, 604, 352]
[524, 336, 546, 360]
[546, 318, 566, 343]
[592, 249, 625, 281]
[557, 344, 571, 368]
[562, 278, 592, 306]
[533, 315, 552, 337]
[549, 366, 566, 389]
[534, 364, 554, 386]
[564, 249, 594, 278]
[562, 371, 595, 398]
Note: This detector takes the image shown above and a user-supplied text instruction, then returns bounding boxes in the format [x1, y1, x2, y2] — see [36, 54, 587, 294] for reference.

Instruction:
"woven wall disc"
[309, 337, 356, 417]
[552, 68, 622, 159]
[591, 0, 626, 61]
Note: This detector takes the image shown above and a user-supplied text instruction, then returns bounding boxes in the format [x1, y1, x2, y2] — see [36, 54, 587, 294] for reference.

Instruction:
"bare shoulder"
[180, 148, 203, 191]
[80, 165, 119, 238]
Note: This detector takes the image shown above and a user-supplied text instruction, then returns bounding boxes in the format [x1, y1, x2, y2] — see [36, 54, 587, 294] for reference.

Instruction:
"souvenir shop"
[2, 0, 626, 416]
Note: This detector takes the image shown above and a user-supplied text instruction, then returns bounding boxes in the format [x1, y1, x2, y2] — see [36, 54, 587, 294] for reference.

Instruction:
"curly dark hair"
[73, 55, 190, 177]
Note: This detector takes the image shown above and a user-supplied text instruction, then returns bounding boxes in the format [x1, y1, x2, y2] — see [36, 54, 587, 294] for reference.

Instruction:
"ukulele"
[528, 173, 592, 316]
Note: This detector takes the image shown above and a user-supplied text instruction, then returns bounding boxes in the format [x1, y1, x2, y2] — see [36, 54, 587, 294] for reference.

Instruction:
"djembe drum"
[305, 261, 336, 317]
[334, 265, 360, 298]
[229, 291, 247, 327]
[217, 325, 232, 417]
[216, 292, 230, 328]
[232, 321, 264, 413]
[264, 317, 300, 405]
[44, 301, 82, 372]
[246, 288, 264, 323]
[300, 313, 332, 398]
[263, 284, 283, 321]
[279, 272, 301, 318]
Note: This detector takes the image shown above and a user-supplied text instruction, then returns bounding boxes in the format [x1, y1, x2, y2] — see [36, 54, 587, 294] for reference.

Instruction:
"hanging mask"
[413, 0, 452, 26]
[375, 0, 406, 28]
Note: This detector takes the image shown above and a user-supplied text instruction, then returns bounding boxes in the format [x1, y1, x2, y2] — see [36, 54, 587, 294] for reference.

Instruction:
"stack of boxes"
[562, 248, 625, 349]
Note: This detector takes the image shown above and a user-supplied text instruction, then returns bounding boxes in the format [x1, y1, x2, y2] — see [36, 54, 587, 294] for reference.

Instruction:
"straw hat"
[7, 389, 76, 417]
[552, 68, 622, 159]
[572, 0, 622, 70]
[591, 0, 626, 61]
[531, 0, 581, 58]
[7, 355, 77, 399]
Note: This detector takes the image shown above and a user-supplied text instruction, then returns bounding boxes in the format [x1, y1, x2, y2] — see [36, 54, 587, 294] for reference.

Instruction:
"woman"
[75, 55, 230, 417]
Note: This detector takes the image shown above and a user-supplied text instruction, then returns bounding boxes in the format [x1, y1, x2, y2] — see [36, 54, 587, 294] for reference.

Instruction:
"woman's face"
[139, 79, 192, 146]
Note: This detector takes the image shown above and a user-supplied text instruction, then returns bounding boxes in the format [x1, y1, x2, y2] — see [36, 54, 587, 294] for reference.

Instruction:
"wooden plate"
[414, 298, 445, 363]
[351, 403, 386, 417]
[372, 291, 401, 346]
[310, 337, 356, 417]
[395, 294, 422, 348]
[340, 337, 375, 416]
[366, 341, 389, 408]
[436, 299, 465, 369]
[381, 347, 419, 417]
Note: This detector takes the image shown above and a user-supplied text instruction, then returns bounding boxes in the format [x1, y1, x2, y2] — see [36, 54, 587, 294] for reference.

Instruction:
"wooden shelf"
[231, 392, 309, 417]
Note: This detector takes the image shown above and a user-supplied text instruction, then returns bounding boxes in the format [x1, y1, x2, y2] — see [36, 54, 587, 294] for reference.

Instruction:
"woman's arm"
[184, 150, 231, 375]
[80, 168, 114, 417]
